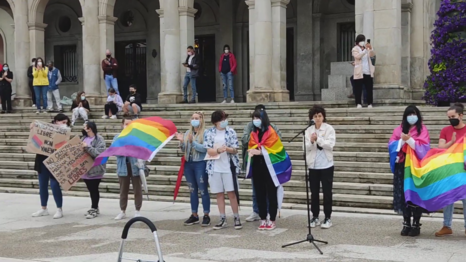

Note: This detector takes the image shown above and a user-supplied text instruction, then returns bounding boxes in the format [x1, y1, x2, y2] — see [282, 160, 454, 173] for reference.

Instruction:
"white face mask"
[359, 41, 365, 47]
[224, 50, 229, 54]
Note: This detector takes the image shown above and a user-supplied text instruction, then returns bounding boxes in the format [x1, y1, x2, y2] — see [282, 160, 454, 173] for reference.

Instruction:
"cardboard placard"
[26, 121, 71, 156]
[44, 136, 94, 191]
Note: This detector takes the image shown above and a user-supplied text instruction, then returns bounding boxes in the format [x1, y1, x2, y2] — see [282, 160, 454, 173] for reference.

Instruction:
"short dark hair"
[223, 44, 230, 50]
[252, 109, 270, 130]
[254, 104, 266, 111]
[32, 58, 37, 63]
[53, 113, 71, 126]
[448, 103, 464, 115]
[211, 110, 228, 124]
[355, 34, 366, 44]
[129, 84, 137, 90]
[309, 105, 326, 122]
[187, 46, 194, 50]
[47, 61, 54, 66]
[108, 87, 116, 93]
[122, 117, 133, 124]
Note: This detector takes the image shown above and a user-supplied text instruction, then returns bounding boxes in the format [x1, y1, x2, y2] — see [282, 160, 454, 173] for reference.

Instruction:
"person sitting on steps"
[123, 84, 142, 117]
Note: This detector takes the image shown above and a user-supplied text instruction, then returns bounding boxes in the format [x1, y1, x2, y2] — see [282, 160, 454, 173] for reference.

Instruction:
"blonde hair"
[184, 111, 206, 159]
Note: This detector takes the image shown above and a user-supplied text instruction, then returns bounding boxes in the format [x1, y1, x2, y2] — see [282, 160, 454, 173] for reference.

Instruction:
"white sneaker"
[368, 104, 373, 108]
[309, 217, 321, 228]
[357, 104, 362, 109]
[110, 115, 117, 119]
[230, 100, 235, 104]
[221, 100, 227, 104]
[36, 110, 40, 114]
[102, 115, 109, 119]
[114, 212, 126, 220]
[53, 209, 63, 219]
[321, 218, 332, 229]
[32, 104, 36, 108]
[134, 211, 141, 218]
[246, 212, 260, 222]
[32, 209, 49, 217]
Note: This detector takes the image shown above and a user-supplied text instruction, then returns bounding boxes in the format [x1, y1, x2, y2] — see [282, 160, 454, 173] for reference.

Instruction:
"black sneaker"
[180, 100, 188, 104]
[409, 223, 421, 237]
[401, 221, 411, 236]
[213, 218, 227, 230]
[189, 100, 196, 104]
[234, 217, 243, 230]
[183, 215, 200, 226]
[201, 215, 211, 227]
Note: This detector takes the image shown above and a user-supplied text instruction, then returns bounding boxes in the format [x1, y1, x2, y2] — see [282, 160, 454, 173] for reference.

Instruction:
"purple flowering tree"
[424, 0, 466, 105]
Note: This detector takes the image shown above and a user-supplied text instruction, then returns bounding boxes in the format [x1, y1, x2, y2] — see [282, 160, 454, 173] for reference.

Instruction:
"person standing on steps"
[32, 57, 49, 114]
[241, 104, 282, 222]
[219, 44, 237, 104]
[102, 87, 123, 119]
[102, 49, 119, 95]
[123, 84, 142, 117]
[352, 34, 375, 109]
[114, 118, 144, 220]
[80, 121, 107, 219]
[0, 63, 14, 114]
[388, 105, 430, 237]
[46, 61, 63, 112]
[204, 110, 242, 230]
[305, 105, 336, 229]
[70, 91, 90, 127]
[175, 111, 211, 227]
[31, 113, 71, 219]
[27, 58, 37, 107]
[435, 103, 466, 237]
[182, 46, 201, 104]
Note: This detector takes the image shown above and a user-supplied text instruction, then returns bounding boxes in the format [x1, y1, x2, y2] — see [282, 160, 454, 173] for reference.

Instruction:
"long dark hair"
[252, 109, 270, 131]
[402, 105, 423, 135]
[35, 57, 45, 68]
[82, 121, 98, 137]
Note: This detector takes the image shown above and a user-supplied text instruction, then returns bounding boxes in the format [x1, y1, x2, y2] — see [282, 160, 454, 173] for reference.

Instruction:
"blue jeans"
[33, 86, 48, 110]
[184, 161, 210, 214]
[39, 163, 63, 208]
[443, 199, 466, 228]
[252, 177, 269, 214]
[104, 75, 119, 94]
[183, 72, 197, 102]
[350, 76, 367, 104]
[221, 72, 234, 99]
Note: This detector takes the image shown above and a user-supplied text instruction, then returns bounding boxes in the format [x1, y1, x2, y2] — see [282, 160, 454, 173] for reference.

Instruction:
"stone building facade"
[0, 0, 440, 105]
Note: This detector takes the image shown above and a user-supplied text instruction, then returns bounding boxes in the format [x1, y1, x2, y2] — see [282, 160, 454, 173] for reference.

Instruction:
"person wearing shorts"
[123, 84, 142, 117]
[204, 110, 242, 230]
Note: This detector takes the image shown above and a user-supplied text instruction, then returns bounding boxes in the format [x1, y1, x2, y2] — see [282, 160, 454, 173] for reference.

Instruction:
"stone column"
[245, 0, 255, 96]
[80, 0, 102, 104]
[98, 16, 118, 95]
[13, 0, 31, 107]
[270, 0, 289, 102]
[178, 0, 196, 100]
[296, 0, 313, 101]
[401, 0, 412, 89]
[312, 13, 322, 100]
[219, 0, 234, 49]
[28, 22, 47, 59]
[158, 0, 182, 104]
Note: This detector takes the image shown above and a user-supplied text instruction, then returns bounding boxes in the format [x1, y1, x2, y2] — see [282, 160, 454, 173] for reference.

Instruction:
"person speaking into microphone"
[304, 105, 336, 229]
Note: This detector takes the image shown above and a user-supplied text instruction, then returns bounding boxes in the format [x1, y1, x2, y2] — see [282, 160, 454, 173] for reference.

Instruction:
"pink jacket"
[352, 46, 375, 80]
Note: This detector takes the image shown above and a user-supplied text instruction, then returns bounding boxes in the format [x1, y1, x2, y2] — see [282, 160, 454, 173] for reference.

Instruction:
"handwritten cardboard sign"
[44, 136, 94, 191]
[26, 121, 71, 156]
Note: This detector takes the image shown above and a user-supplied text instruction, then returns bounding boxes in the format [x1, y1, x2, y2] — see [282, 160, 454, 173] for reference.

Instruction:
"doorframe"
[193, 33, 217, 103]
[195, 26, 221, 102]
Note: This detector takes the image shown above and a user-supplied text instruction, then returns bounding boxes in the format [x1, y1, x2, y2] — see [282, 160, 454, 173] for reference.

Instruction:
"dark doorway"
[286, 27, 295, 101]
[115, 40, 147, 103]
[194, 35, 216, 102]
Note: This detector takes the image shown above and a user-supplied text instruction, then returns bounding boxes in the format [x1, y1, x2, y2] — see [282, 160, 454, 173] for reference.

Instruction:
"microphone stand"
[282, 122, 328, 254]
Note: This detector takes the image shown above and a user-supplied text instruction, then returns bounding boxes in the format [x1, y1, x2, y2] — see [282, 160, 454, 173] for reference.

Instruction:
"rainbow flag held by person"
[93, 117, 177, 166]
[404, 136, 466, 212]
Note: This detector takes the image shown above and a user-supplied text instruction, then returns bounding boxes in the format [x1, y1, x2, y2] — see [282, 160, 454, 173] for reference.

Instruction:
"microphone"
[308, 119, 315, 127]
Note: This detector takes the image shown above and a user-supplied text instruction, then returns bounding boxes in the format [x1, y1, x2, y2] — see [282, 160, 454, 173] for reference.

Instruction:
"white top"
[187, 55, 194, 73]
[312, 126, 334, 169]
[358, 47, 370, 75]
[304, 123, 336, 169]
[213, 129, 231, 173]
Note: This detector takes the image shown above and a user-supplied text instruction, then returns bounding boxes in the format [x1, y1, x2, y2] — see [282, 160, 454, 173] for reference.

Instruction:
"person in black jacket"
[71, 91, 91, 126]
[27, 58, 37, 107]
[123, 84, 142, 117]
[182, 46, 201, 104]
[0, 63, 14, 113]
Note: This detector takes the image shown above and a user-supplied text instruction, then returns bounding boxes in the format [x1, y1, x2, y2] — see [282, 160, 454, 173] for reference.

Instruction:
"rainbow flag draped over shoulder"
[404, 136, 466, 212]
[93, 117, 177, 166]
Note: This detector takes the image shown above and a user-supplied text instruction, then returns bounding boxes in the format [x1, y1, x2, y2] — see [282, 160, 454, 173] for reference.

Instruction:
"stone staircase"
[0, 101, 462, 214]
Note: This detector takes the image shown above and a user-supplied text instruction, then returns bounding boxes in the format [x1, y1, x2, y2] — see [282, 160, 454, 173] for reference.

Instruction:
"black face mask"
[449, 118, 460, 127]
[106, 55, 111, 58]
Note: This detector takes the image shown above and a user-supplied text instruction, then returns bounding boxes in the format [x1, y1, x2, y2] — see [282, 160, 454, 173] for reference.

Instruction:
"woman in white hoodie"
[305, 105, 336, 229]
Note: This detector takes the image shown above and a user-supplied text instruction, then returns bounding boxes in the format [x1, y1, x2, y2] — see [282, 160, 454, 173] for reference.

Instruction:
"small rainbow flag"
[404, 136, 466, 212]
[93, 117, 177, 166]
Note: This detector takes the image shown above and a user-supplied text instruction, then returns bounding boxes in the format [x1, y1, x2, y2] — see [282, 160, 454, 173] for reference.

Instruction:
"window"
[54, 45, 78, 83]
[337, 22, 356, 62]
[58, 16, 71, 33]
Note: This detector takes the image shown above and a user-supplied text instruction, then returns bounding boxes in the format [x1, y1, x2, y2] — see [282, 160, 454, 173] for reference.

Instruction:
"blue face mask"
[253, 119, 262, 128]
[3, 67, 8, 71]
[407, 115, 418, 125]
[191, 119, 200, 127]
[219, 120, 228, 129]
[81, 96, 86, 101]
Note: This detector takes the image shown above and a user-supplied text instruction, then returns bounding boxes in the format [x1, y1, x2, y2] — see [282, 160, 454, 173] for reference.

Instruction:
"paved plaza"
[0, 193, 466, 262]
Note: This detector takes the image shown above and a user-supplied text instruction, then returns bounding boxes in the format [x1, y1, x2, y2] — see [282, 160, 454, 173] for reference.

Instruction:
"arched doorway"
[0, 2, 15, 90]
[0, 32, 4, 63]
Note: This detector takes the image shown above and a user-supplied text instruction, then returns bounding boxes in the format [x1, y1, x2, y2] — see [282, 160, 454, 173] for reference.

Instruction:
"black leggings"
[354, 74, 374, 105]
[84, 179, 101, 209]
[309, 166, 334, 219]
[105, 103, 118, 116]
[403, 204, 423, 225]
[0, 86, 12, 111]
[252, 157, 278, 221]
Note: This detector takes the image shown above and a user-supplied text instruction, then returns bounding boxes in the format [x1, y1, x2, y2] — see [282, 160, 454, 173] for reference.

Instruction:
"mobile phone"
[367, 39, 371, 43]
[182, 63, 188, 66]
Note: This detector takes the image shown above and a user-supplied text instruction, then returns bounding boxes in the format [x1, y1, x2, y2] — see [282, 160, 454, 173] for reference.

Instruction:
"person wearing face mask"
[80, 121, 107, 219]
[182, 46, 201, 104]
[31, 113, 71, 219]
[27, 58, 37, 107]
[352, 34, 375, 109]
[70, 91, 91, 127]
[204, 110, 242, 230]
[103, 87, 123, 119]
[123, 84, 142, 117]
[388, 105, 430, 237]
[101, 49, 119, 95]
[45, 61, 63, 112]
[218, 44, 237, 104]
[435, 103, 466, 237]
[0, 63, 14, 113]
[175, 111, 210, 226]
[305, 105, 336, 229]
[32, 57, 50, 114]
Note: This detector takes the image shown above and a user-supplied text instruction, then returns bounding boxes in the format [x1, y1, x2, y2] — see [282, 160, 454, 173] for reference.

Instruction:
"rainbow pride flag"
[93, 117, 177, 166]
[404, 136, 466, 212]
